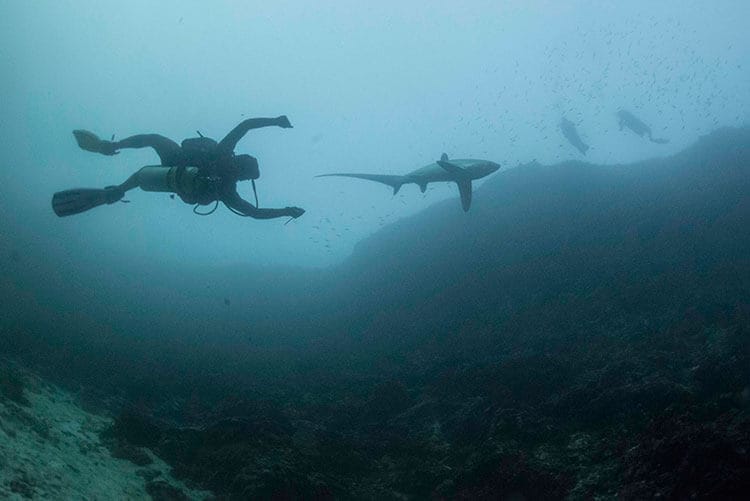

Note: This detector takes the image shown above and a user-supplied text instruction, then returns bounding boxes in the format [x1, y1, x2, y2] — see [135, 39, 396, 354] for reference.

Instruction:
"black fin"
[72, 130, 102, 153]
[52, 188, 111, 217]
[456, 180, 473, 212]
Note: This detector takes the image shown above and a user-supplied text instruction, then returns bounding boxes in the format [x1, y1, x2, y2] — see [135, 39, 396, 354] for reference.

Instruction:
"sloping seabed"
[0, 359, 210, 500]
[1, 126, 749, 498]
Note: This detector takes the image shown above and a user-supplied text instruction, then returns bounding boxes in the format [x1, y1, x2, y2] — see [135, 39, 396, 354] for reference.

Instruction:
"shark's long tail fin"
[315, 173, 406, 195]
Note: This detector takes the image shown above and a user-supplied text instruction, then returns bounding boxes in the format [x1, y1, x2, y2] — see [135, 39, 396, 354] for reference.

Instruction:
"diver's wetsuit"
[559, 118, 589, 155]
[106, 117, 287, 166]
[616, 110, 669, 144]
[117, 163, 299, 219]
[70, 116, 303, 220]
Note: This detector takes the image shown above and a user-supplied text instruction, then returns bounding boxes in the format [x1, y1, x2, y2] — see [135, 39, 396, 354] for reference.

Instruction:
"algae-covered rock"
[0, 364, 29, 406]
[145, 480, 189, 501]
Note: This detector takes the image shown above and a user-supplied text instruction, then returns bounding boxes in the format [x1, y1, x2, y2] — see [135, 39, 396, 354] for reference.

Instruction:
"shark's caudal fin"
[316, 173, 406, 195]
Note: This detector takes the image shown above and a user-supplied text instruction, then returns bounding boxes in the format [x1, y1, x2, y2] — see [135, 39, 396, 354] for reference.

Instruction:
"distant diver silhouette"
[559, 118, 590, 155]
[617, 110, 669, 144]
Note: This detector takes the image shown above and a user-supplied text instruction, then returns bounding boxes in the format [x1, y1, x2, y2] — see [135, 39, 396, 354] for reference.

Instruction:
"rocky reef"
[3, 127, 749, 499]
[0, 359, 209, 500]
[101, 127, 750, 498]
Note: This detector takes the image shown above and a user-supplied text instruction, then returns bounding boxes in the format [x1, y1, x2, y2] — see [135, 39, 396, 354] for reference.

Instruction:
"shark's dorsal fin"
[440, 153, 449, 161]
[437, 160, 469, 179]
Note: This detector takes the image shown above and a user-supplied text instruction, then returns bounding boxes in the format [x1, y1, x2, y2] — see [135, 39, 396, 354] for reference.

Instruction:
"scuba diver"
[617, 110, 669, 144]
[559, 117, 590, 155]
[52, 116, 305, 220]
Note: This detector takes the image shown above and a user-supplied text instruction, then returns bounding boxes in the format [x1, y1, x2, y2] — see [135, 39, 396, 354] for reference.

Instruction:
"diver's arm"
[217, 116, 293, 153]
[222, 189, 304, 220]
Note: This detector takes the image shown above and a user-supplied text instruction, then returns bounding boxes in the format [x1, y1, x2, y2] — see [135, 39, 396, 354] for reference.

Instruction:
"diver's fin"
[316, 173, 407, 192]
[52, 187, 123, 217]
[437, 160, 470, 179]
[72, 130, 105, 153]
[73, 130, 118, 156]
[440, 153, 449, 161]
[456, 179, 473, 212]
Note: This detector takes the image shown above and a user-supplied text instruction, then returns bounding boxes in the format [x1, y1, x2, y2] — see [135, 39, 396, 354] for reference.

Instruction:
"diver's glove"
[286, 206, 305, 218]
[276, 115, 293, 128]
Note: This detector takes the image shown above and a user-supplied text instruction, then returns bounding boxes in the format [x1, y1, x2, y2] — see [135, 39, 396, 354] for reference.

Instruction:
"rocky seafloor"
[102, 317, 750, 499]
[0, 360, 210, 500]
[4, 316, 749, 500]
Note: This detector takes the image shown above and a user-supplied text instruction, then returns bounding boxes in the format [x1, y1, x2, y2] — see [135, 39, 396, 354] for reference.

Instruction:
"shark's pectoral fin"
[437, 160, 469, 179]
[456, 179, 472, 212]
[419, 183, 427, 193]
[440, 152, 449, 161]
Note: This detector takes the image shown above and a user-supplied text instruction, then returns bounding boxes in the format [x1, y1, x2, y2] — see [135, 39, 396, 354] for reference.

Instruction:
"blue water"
[1, 1, 749, 498]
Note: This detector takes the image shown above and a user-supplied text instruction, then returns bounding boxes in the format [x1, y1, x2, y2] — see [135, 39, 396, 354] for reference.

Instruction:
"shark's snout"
[483, 162, 501, 176]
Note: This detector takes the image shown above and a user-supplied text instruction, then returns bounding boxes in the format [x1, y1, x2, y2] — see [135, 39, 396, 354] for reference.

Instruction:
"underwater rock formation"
[3, 126, 750, 498]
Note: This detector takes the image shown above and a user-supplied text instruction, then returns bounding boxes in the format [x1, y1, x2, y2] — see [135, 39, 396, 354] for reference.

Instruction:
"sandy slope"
[0, 362, 211, 500]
